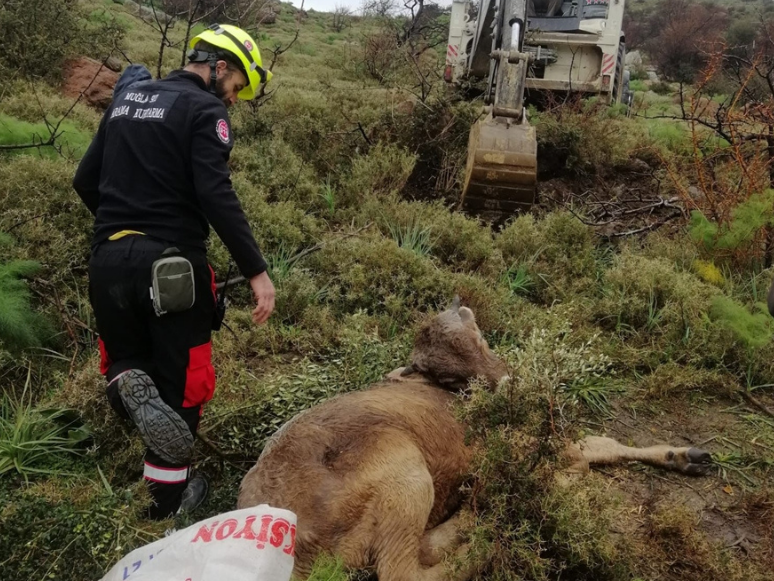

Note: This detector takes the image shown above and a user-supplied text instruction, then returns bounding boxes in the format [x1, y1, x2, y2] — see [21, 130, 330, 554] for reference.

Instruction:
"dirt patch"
[537, 160, 684, 239]
[62, 57, 119, 109]
[581, 393, 774, 578]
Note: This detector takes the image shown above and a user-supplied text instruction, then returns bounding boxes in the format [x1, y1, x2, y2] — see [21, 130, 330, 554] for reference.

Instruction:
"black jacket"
[73, 70, 267, 278]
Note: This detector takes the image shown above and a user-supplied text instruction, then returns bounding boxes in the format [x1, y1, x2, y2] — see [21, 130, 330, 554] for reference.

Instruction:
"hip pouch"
[150, 248, 195, 316]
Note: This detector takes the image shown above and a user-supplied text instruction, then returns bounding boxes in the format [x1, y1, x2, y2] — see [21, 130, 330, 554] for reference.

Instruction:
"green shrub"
[0, 0, 125, 80]
[689, 190, 774, 255]
[0, 384, 90, 478]
[203, 314, 410, 456]
[363, 197, 495, 272]
[387, 218, 434, 257]
[0, 480, 158, 581]
[273, 268, 325, 325]
[637, 362, 735, 398]
[230, 138, 320, 207]
[373, 99, 480, 198]
[342, 143, 416, 201]
[307, 555, 349, 581]
[646, 119, 692, 155]
[597, 251, 718, 342]
[495, 212, 597, 302]
[459, 373, 630, 580]
[0, 235, 53, 352]
[308, 234, 454, 323]
[0, 80, 101, 133]
[650, 81, 674, 95]
[0, 155, 93, 278]
[533, 101, 646, 176]
[709, 295, 772, 350]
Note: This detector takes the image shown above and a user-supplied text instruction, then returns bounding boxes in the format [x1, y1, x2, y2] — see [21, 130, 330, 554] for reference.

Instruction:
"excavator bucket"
[459, 113, 538, 217]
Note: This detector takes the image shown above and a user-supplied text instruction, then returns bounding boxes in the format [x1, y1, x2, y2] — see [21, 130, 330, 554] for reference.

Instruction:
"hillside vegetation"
[1, 0, 774, 580]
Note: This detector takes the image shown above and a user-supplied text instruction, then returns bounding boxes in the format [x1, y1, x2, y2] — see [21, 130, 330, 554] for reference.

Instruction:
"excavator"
[445, 0, 628, 218]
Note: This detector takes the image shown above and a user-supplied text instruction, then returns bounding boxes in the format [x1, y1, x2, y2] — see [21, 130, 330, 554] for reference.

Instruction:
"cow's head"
[405, 297, 509, 391]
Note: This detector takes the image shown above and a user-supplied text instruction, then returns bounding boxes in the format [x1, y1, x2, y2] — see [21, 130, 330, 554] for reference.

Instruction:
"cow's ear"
[451, 295, 460, 313]
[459, 306, 475, 323]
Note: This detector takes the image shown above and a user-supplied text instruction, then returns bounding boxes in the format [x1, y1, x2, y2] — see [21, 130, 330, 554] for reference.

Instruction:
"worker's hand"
[249, 271, 275, 325]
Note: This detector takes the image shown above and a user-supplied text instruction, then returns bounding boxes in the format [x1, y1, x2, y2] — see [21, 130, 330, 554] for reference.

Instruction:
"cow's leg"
[419, 510, 468, 567]
[567, 436, 713, 476]
[360, 438, 476, 581]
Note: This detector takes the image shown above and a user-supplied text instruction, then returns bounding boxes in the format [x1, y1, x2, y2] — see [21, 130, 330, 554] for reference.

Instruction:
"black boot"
[117, 369, 194, 465]
[178, 473, 209, 514]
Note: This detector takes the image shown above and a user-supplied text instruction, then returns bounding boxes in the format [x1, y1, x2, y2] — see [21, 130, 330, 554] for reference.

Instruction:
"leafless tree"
[361, 0, 398, 18]
[332, 5, 351, 32]
[140, 0, 186, 78]
[176, 0, 230, 68]
[361, 29, 398, 83]
[222, 0, 279, 28]
[643, 0, 728, 84]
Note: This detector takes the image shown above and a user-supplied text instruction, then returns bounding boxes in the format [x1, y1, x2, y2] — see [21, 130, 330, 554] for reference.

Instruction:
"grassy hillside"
[1, 1, 773, 580]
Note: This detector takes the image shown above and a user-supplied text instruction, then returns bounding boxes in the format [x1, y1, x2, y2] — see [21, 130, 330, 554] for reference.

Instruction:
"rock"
[257, 8, 277, 24]
[105, 56, 123, 73]
[62, 57, 120, 109]
[123, 0, 138, 8]
[688, 186, 704, 201]
[625, 50, 642, 67]
[647, 69, 660, 82]
[138, 4, 172, 24]
[628, 158, 652, 173]
[395, 100, 415, 115]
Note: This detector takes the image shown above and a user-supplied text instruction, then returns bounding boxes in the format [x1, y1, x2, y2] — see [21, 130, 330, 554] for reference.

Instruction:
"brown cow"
[237, 299, 712, 581]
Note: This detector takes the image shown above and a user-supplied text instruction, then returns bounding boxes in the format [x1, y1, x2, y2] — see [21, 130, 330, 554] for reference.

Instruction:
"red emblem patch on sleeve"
[216, 119, 230, 144]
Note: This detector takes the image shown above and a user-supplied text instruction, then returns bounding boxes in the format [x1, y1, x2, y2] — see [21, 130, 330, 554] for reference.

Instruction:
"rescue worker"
[73, 24, 275, 520]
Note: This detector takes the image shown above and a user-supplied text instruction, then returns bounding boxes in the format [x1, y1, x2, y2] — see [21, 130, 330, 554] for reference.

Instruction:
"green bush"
[0, 385, 90, 478]
[689, 190, 774, 255]
[460, 374, 630, 580]
[203, 314, 410, 456]
[0, 155, 94, 282]
[361, 197, 496, 272]
[307, 555, 349, 581]
[596, 251, 718, 345]
[646, 119, 692, 155]
[0, 480, 158, 581]
[308, 234, 454, 323]
[495, 212, 597, 302]
[342, 143, 416, 202]
[0, 0, 125, 80]
[650, 81, 674, 95]
[709, 295, 772, 351]
[533, 101, 646, 176]
[0, 235, 53, 352]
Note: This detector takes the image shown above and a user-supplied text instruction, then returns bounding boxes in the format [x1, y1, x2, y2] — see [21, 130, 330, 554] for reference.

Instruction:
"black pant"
[89, 236, 216, 519]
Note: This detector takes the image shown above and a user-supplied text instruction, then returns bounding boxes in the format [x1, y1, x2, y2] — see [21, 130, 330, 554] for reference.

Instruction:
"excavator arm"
[460, 0, 538, 218]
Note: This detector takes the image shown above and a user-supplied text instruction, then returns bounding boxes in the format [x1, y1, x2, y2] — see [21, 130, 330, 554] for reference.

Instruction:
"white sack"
[99, 505, 297, 581]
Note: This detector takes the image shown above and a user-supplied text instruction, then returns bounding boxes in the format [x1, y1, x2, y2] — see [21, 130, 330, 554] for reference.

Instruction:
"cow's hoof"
[682, 448, 714, 476]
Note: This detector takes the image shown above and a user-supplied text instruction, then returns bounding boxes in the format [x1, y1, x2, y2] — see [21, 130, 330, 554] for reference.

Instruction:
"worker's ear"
[215, 60, 230, 75]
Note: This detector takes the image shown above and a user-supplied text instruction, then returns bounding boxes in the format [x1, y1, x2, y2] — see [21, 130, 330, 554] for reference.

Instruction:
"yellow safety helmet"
[189, 24, 272, 101]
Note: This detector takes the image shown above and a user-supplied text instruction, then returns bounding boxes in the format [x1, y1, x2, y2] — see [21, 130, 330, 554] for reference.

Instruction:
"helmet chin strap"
[208, 55, 219, 97]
